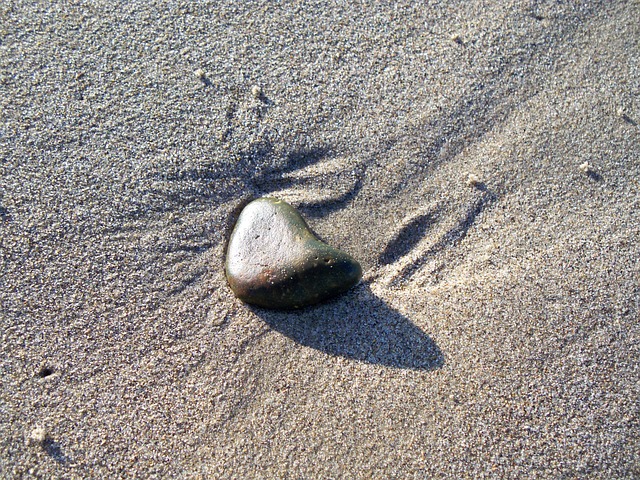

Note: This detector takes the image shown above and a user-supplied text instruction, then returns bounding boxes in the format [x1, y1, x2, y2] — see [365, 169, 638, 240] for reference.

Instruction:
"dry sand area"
[1, 0, 639, 477]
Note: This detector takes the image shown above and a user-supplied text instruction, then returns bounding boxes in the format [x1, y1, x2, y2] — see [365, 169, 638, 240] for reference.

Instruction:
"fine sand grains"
[1, 0, 639, 478]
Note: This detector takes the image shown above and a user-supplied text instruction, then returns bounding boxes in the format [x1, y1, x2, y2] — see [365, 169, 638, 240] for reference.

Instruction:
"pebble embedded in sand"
[579, 162, 593, 173]
[225, 198, 362, 309]
[27, 427, 48, 446]
[466, 173, 482, 187]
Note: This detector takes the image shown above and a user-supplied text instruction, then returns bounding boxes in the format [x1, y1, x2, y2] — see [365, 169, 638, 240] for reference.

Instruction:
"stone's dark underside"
[225, 197, 362, 309]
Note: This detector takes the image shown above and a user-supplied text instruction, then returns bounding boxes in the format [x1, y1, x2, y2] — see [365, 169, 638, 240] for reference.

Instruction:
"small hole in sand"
[38, 367, 54, 378]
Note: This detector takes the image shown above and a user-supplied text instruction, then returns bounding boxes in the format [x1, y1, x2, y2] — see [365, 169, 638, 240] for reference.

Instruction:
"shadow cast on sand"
[252, 283, 444, 371]
[42, 439, 70, 465]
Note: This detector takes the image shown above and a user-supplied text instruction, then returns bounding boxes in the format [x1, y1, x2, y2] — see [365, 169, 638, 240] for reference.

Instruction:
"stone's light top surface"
[225, 198, 362, 309]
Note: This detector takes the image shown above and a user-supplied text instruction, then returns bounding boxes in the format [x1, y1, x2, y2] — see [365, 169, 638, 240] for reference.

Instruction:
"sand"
[1, 0, 639, 477]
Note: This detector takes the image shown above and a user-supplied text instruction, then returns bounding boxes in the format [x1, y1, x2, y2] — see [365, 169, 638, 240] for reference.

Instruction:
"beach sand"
[1, 1, 639, 477]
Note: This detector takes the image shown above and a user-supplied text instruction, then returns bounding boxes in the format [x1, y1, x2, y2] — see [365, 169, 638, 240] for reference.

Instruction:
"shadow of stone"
[251, 283, 444, 370]
[198, 74, 213, 87]
[43, 439, 70, 465]
[587, 170, 603, 182]
[621, 113, 637, 126]
[0, 204, 9, 221]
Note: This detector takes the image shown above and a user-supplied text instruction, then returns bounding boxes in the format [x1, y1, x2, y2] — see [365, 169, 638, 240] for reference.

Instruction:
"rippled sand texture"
[1, 1, 639, 477]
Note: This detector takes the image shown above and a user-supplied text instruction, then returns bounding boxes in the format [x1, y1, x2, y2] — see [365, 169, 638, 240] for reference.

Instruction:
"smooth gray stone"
[225, 198, 362, 309]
